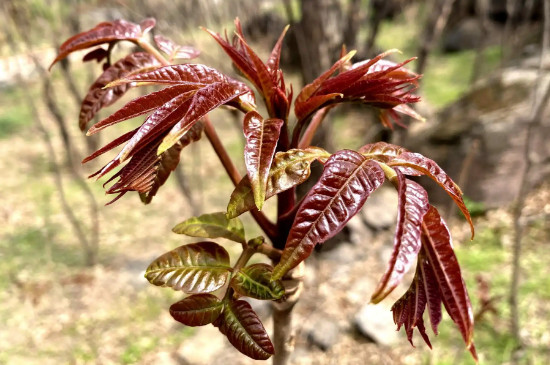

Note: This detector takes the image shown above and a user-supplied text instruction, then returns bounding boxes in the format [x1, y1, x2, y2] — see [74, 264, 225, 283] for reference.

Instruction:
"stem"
[298, 107, 331, 148]
[203, 115, 278, 240]
[136, 38, 170, 66]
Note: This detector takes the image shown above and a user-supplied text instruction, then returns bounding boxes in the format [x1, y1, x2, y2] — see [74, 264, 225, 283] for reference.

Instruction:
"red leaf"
[214, 299, 274, 360]
[140, 121, 204, 204]
[272, 150, 385, 280]
[243, 111, 284, 210]
[422, 206, 477, 358]
[107, 63, 229, 87]
[87, 84, 198, 135]
[79, 52, 159, 130]
[266, 25, 289, 75]
[82, 47, 109, 63]
[153, 35, 200, 60]
[371, 172, 430, 303]
[418, 249, 442, 334]
[82, 127, 138, 164]
[50, 19, 151, 69]
[158, 81, 249, 154]
[388, 152, 474, 238]
[170, 293, 224, 327]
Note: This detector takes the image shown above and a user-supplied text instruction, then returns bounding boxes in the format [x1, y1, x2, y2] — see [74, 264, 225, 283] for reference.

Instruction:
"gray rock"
[306, 317, 340, 351]
[354, 304, 399, 346]
[361, 187, 398, 230]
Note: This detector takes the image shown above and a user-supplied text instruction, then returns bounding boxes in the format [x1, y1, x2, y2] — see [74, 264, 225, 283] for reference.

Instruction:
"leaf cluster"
[50, 17, 477, 361]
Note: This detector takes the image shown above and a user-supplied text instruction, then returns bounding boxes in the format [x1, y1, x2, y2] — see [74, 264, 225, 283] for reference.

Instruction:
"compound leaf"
[154, 35, 200, 60]
[358, 141, 410, 163]
[243, 111, 284, 210]
[172, 212, 246, 244]
[227, 147, 331, 218]
[272, 150, 385, 280]
[371, 173, 430, 303]
[169, 293, 224, 326]
[231, 264, 285, 300]
[107, 64, 228, 87]
[145, 241, 231, 294]
[214, 299, 274, 360]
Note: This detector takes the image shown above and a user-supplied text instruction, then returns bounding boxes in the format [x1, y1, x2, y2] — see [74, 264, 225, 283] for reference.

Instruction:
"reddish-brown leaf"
[227, 147, 331, 218]
[82, 127, 138, 164]
[272, 150, 385, 280]
[391, 261, 432, 348]
[158, 81, 249, 154]
[153, 35, 200, 60]
[106, 63, 229, 87]
[371, 173, 430, 303]
[87, 84, 199, 135]
[78, 52, 159, 131]
[82, 47, 109, 63]
[214, 299, 274, 360]
[422, 206, 477, 359]
[50, 19, 152, 69]
[418, 248, 443, 334]
[140, 121, 204, 204]
[388, 152, 474, 238]
[266, 25, 289, 75]
[294, 51, 356, 120]
[170, 293, 224, 326]
[243, 111, 284, 210]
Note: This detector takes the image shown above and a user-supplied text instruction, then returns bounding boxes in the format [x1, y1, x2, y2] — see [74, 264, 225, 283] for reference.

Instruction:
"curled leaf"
[388, 152, 474, 238]
[214, 299, 274, 360]
[227, 147, 331, 218]
[50, 18, 151, 69]
[145, 241, 231, 294]
[272, 150, 385, 280]
[371, 172, 430, 303]
[243, 111, 284, 210]
[358, 141, 409, 163]
[230, 264, 285, 300]
[172, 212, 246, 244]
[170, 293, 224, 326]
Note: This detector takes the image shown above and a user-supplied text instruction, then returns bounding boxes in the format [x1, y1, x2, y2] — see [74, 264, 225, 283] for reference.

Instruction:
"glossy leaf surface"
[170, 293, 224, 326]
[388, 152, 474, 238]
[243, 111, 284, 210]
[371, 173, 430, 303]
[358, 141, 409, 163]
[422, 206, 477, 359]
[145, 241, 231, 294]
[272, 150, 385, 280]
[172, 212, 246, 244]
[79, 52, 159, 130]
[215, 299, 274, 360]
[87, 84, 198, 135]
[231, 264, 285, 300]
[50, 18, 153, 68]
[227, 147, 331, 218]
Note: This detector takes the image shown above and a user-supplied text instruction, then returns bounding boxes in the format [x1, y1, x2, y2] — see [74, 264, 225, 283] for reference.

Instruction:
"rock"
[354, 304, 399, 346]
[306, 317, 341, 351]
[361, 186, 398, 230]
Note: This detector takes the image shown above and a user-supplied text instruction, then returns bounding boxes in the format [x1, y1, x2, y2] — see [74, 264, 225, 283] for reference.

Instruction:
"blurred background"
[1, 0, 549, 364]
